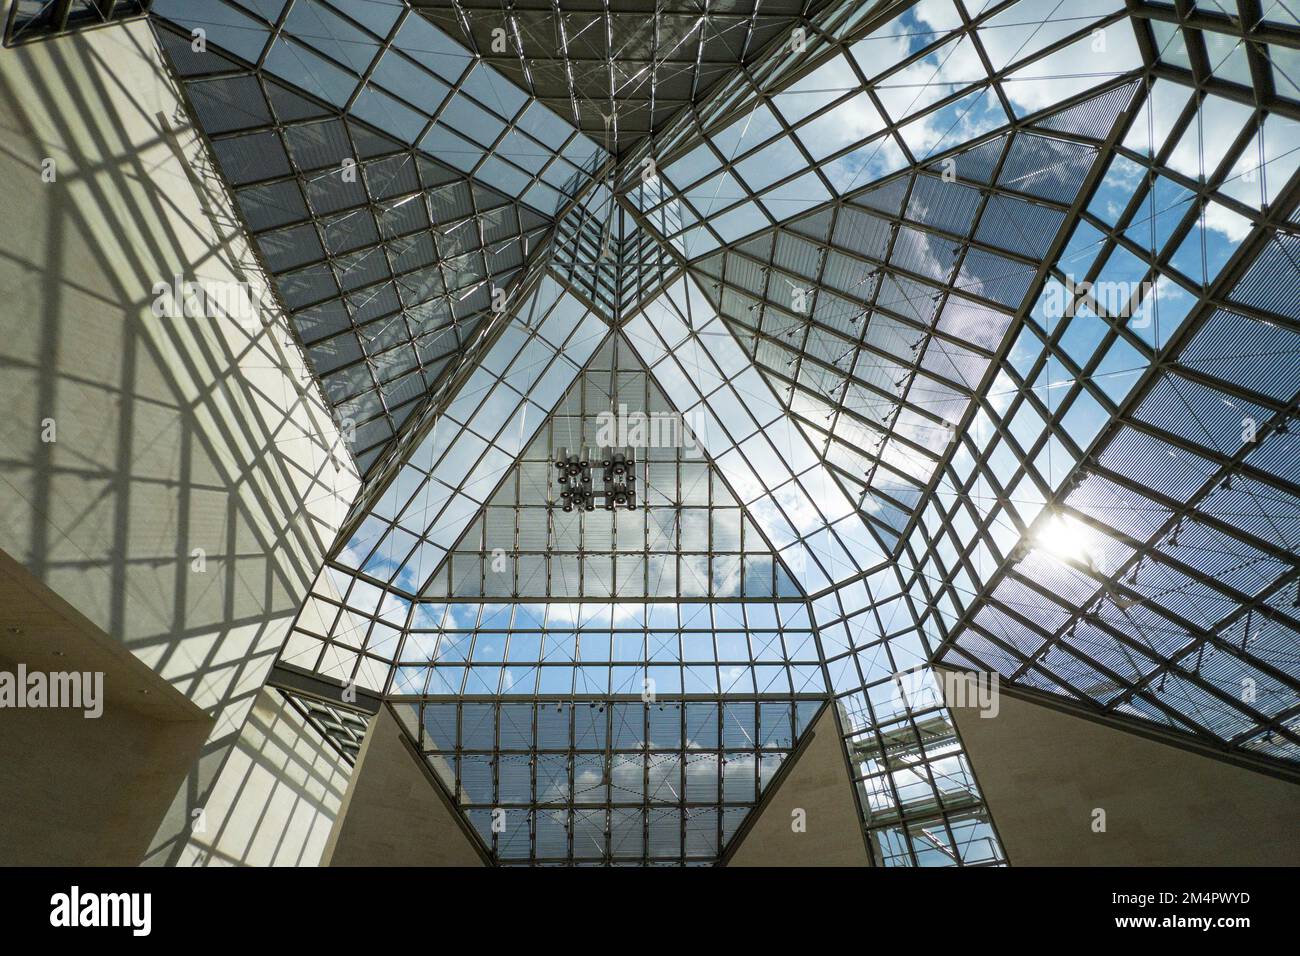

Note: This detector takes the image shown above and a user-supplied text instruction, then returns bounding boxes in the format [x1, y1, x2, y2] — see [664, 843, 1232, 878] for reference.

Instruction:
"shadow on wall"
[0, 22, 358, 864]
[177, 688, 352, 867]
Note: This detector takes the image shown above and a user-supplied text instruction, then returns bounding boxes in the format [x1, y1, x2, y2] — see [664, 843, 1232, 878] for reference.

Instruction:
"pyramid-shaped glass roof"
[35, 0, 1292, 865]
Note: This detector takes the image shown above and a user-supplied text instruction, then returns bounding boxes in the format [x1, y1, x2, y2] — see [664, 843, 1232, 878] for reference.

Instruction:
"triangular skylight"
[111, 0, 1300, 864]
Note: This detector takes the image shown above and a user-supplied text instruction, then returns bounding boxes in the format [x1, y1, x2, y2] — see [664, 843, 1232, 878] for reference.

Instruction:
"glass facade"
[412, 697, 825, 864]
[120, 0, 1300, 864]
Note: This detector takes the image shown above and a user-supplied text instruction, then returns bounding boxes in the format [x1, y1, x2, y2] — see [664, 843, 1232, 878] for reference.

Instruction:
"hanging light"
[554, 445, 635, 512]
[555, 447, 596, 512]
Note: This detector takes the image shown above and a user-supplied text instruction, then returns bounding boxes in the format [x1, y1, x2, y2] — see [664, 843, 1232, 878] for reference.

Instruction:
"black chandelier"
[554, 447, 637, 512]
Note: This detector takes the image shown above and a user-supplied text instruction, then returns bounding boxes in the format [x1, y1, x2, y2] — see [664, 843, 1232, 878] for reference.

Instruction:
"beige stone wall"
[324, 706, 485, 867]
[948, 674, 1300, 865]
[0, 549, 212, 865]
[727, 703, 870, 866]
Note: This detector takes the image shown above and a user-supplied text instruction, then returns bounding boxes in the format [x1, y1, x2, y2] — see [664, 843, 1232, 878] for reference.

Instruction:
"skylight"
[117, 0, 1300, 864]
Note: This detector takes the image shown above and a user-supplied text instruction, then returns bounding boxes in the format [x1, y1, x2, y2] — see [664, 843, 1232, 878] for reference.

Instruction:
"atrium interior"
[0, 0, 1297, 868]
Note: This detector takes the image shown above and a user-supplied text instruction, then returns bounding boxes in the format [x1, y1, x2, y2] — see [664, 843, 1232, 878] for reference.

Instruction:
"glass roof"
[412, 697, 826, 865]
[151, 0, 608, 472]
[42, 0, 1293, 864]
[412, 0, 837, 153]
[620, 0, 1143, 258]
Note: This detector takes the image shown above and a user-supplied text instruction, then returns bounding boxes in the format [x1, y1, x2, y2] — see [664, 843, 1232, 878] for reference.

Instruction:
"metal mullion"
[956, 0, 1016, 124]
[384, 43, 471, 152]
[1065, 458, 1300, 598]
[820, 693, 881, 864]
[1107, 159, 1276, 252]
[247, 0, 374, 85]
[640, 359, 652, 597]
[332, 254, 577, 564]
[723, 48, 850, 226]
[844, 171, 926, 489]
[339, 1, 410, 117]
[602, 699, 614, 863]
[686, 0, 712, 109]
[298, 98, 390, 422]
[46, 0, 78, 37]
[852, 715, 918, 863]
[511, 53, 713, 70]
[1148, 57, 1300, 119]
[1095, 566, 1300, 698]
[1113, 399, 1299, 492]
[959, 666, 1300, 781]
[631, 321, 842, 574]
[639, 701, 650, 863]
[563, 699, 575, 859]
[742, 358, 943, 471]
[974, 597, 1157, 706]
[930, 518, 1009, 616]
[1066, 386, 1299, 557]
[688, 3, 950, 154]
[865, 139, 1020, 496]
[940, 619, 1174, 754]
[662, 88, 1117, 250]
[1176, 585, 1300, 706]
[971, 8, 1137, 93]
[1237, 0, 1277, 105]
[1231, 702, 1300, 746]
[897, 726, 966, 864]
[620, 10, 798, 180]
[151, 21, 354, 453]
[710, 266, 995, 394]
[274, 182, 454, 280]
[490, 702, 502, 856]
[914, 670, 998, 865]
[890, 165, 1012, 478]
[1081, 502, 1300, 634]
[924, 400, 1068, 569]
[1097, 156, 1268, 283]
[807, 453, 923, 530]
[984, 343, 1111, 471]
[751, 179, 1062, 265]
[988, 566, 1187, 686]
[658, 109, 784, 239]
[783, 200, 863, 470]
[696, 7, 1132, 181]
[886, 444, 1043, 622]
[1125, 269, 1300, 331]
[1130, 0, 1300, 51]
